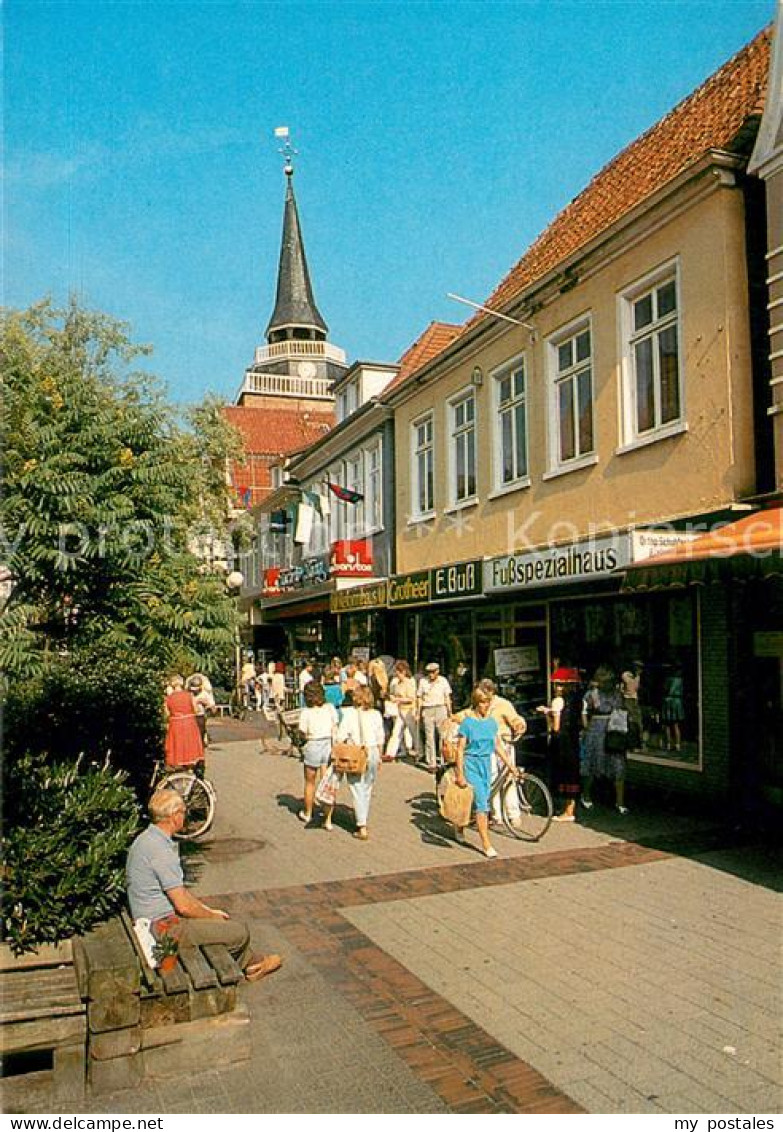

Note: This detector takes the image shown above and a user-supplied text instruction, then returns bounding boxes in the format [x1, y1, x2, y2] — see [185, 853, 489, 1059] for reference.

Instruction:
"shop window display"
[550, 592, 701, 766]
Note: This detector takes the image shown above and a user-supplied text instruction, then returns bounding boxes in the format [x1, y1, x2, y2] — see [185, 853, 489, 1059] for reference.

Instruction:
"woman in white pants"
[384, 660, 418, 761]
[338, 686, 384, 840]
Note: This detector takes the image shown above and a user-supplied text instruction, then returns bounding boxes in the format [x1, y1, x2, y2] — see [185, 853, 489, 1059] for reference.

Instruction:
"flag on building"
[327, 481, 364, 504]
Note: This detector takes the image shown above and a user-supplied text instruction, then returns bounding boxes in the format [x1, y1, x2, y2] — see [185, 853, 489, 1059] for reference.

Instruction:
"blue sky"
[5, 0, 774, 404]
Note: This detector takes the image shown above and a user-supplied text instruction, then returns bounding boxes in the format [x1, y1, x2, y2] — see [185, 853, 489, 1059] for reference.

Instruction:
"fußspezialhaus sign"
[485, 534, 631, 593]
[387, 559, 483, 608]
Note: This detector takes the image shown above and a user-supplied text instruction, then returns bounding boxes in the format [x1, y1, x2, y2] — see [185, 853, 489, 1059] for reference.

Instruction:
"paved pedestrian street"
[17, 727, 782, 1115]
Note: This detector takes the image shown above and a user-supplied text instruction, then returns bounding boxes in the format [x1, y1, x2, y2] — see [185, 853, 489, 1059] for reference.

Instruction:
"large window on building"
[493, 356, 528, 490]
[449, 390, 476, 505]
[364, 440, 382, 532]
[547, 318, 594, 473]
[411, 413, 434, 518]
[345, 454, 364, 538]
[621, 262, 683, 444]
[550, 590, 701, 768]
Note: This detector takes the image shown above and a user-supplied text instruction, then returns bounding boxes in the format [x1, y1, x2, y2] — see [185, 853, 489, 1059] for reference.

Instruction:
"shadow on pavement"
[407, 790, 460, 850]
[570, 782, 783, 893]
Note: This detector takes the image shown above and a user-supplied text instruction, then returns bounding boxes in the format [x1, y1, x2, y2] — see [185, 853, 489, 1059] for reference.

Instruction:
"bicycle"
[149, 761, 217, 840]
[489, 761, 553, 841]
[435, 758, 553, 842]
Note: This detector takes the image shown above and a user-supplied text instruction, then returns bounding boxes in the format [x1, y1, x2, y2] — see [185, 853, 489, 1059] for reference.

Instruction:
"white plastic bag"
[315, 767, 340, 807]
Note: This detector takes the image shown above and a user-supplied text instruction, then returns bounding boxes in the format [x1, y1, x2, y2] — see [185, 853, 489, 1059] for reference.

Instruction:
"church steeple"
[265, 160, 328, 342]
[235, 132, 347, 409]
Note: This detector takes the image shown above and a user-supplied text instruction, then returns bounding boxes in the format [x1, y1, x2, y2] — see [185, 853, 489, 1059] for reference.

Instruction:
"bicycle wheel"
[163, 772, 216, 840]
[502, 772, 553, 841]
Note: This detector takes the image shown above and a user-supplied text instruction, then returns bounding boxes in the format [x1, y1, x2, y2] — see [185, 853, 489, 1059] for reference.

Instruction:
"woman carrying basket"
[453, 685, 520, 858]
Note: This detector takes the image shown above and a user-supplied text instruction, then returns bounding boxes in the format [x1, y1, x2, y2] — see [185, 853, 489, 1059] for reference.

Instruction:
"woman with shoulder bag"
[298, 681, 338, 828]
[580, 665, 629, 815]
[337, 686, 384, 841]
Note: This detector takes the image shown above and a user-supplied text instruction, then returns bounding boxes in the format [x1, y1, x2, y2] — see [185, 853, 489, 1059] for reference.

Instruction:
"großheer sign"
[387, 559, 483, 608]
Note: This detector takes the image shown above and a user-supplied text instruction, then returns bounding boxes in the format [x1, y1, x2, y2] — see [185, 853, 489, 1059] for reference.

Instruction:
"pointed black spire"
[265, 166, 328, 341]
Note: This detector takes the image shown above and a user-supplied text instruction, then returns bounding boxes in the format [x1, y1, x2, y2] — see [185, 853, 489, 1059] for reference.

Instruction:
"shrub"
[2, 752, 140, 954]
[3, 642, 165, 799]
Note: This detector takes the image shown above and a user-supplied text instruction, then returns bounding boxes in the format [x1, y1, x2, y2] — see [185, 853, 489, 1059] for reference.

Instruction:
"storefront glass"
[550, 590, 701, 766]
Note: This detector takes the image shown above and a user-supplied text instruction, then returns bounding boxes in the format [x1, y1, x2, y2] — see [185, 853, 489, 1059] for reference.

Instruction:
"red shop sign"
[330, 539, 374, 576]
[262, 567, 281, 596]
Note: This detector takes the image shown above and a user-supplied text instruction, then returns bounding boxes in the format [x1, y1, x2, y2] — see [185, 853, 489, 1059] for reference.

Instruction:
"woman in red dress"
[164, 675, 204, 767]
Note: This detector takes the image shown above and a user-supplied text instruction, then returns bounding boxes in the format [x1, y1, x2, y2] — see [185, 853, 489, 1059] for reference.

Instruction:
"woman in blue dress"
[454, 686, 520, 858]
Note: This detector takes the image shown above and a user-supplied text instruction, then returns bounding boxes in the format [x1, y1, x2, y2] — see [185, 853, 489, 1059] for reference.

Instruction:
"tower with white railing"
[236, 135, 347, 412]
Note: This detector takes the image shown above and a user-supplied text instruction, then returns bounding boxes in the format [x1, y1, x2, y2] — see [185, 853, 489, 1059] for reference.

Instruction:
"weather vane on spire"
[274, 126, 297, 176]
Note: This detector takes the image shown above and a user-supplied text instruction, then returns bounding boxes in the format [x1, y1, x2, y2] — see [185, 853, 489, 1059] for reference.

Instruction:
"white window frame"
[618, 258, 685, 452]
[410, 412, 435, 520]
[336, 380, 359, 423]
[490, 353, 530, 496]
[363, 439, 383, 534]
[447, 386, 477, 509]
[345, 452, 364, 539]
[331, 463, 347, 541]
[544, 314, 597, 480]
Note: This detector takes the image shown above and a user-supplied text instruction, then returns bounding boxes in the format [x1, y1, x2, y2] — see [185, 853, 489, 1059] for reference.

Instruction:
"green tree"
[0, 298, 241, 677]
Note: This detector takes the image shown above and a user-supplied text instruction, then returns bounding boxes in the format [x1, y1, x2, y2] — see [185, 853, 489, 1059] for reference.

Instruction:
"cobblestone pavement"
[13, 727, 782, 1115]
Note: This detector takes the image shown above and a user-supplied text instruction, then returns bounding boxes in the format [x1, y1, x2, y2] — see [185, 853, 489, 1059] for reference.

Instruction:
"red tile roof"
[383, 321, 462, 397]
[476, 26, 770, 324]
[387, 27, 771, 397]
[223, 404, 335, 507]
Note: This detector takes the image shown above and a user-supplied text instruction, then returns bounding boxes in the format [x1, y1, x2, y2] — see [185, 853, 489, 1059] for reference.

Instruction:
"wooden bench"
[72, 915, 250, 1093]
[0, 942, 86, 1109]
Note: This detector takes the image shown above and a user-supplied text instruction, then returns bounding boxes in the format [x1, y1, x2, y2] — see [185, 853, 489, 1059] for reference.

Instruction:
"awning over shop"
[623, 507, 783, 591]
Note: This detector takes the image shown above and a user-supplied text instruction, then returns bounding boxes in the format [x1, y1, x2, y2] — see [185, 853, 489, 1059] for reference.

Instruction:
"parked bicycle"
[149, 761, 217, 840]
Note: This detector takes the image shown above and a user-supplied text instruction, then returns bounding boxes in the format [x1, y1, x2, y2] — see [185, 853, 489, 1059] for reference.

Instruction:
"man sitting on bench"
[126, 789, 282, 982]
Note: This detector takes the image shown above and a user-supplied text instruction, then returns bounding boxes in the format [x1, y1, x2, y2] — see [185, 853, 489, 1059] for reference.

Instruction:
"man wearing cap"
[126, 789, 282, 982]
[416, 663, 452, 769]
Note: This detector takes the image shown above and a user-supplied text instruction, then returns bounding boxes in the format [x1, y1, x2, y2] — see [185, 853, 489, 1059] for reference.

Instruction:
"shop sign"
[388, 570, 431, 607]
[430, 559, 483, 603]
[631, 529, 699, 562]
[262, 568, 281, 597]
[494, 646, 540, 677]
[277, 555, 330, 592]
[330, 580, 388, 614]
[485, 534, 630, 593]
[330, 539, 374, 576]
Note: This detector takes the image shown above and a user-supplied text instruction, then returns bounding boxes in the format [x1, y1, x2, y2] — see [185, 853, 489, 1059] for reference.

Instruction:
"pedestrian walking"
[240, 656, 257, 711]
[163, 675, 204, 768]
[417, 662, 452, 769]
[337, 686, 384, 840]
[188, 675, 215, 749]
[297, 681, 338, 827]
[322, 663, 344, 717]
[581, 665, 629, 814]
[384, 659, 418, 761]
[541, 666, 582, 821]
[453, 685, 520, 858]
[474, 678, 526, 827]
[298, 658, 315, 707]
